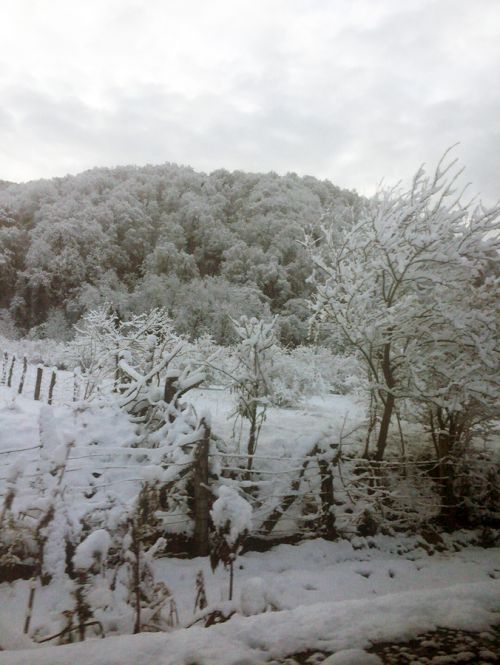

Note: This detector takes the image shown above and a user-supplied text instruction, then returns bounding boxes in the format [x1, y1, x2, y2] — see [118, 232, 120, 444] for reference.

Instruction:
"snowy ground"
[1, 563, 498, 663]
[190, 388, 364, 455]
[1, 537, 499, 663]
[0, 384, 498, 663]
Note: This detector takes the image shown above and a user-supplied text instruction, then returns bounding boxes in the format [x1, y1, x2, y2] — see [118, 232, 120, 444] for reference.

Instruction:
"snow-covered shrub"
[69, 306, 178, 399]
[210, 485, 252, 600]
[446, 447, 499, 528]
[120, 500, 170, 634]
[229, 316, 277, 471]
[72, 338, 220, 552]
[0, 459, 36, 583]
[187, 336, 362, 406]
[56, 530, 113, 644]
[27, 309, 74, 343]
[333, 454, 450, 536]
[268, 346, 362, 405]
[180, 334, 235, 387]
[15, 409, 76, 636]
[73, 529, 111, 574]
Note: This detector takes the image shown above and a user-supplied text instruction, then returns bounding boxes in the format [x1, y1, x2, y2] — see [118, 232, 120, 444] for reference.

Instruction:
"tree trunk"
[374, 393, 395, 461]
[245, 404, 258, 477]
[437, 433, 457, 528]
[429, 406, 471, 530]
[434, 408, 460, 529]
[131, 522, 142, 634]
[228, 559, 234, 601]
[374, 341, 396, 461]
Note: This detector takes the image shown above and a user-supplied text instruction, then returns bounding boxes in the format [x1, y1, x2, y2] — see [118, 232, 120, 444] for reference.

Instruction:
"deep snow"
[0, 384, 498, 664]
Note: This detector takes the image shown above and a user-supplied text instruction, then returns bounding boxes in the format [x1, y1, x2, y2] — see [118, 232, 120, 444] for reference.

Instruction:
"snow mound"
[323, 649, 383, 664]
[240, 577, 276, 616]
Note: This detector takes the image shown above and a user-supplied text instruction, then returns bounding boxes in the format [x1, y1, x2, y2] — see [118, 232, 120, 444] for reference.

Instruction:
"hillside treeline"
[0, 164, 361, 344]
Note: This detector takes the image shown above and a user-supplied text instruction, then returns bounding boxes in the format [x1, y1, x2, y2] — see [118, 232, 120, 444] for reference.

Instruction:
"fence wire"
[1, 349, 490, 542]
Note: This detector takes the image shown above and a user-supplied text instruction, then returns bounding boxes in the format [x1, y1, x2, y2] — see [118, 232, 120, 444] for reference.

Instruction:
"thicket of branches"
[309, 152, 499, 527]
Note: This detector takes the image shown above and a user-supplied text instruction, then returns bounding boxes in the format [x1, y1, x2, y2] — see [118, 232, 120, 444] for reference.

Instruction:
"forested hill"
[0, 164, 362, 344]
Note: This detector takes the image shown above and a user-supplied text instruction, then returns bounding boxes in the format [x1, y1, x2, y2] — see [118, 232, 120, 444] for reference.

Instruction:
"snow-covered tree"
[309, 151, 500, 476]
[229, 316, 277, 472]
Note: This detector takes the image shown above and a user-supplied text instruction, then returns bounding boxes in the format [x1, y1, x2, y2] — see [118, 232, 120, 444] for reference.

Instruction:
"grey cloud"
[0, 0, 498, 204]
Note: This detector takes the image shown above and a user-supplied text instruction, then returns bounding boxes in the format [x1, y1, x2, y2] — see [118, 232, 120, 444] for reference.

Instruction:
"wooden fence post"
[7, 355, 16, 388]
[73, 371, 80, 402]
[193, 419, 211, 557]
[317, 450, 339, 541]
[18, 356, 28, 394]
[1, 351, 8, 384]
[47, 370, 57, 405]
[34, 367, 43, 401]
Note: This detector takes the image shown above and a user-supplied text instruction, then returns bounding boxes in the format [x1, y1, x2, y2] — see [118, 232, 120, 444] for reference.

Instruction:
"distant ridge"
[0, 162, 361, 344]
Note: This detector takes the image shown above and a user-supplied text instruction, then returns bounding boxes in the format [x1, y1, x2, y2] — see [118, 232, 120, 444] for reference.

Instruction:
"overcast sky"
[1, 0, 499, 202]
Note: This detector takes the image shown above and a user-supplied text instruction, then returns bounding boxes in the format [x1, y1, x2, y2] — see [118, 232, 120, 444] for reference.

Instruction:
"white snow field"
[0, 385, 498, 664]
[1, 579, 498, 664]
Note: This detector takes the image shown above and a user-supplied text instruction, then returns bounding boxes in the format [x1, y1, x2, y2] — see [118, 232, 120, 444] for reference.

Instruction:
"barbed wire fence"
[0, 433, 457, 553]
[0, 348, 495, 558]
[0, 349, 82, 404]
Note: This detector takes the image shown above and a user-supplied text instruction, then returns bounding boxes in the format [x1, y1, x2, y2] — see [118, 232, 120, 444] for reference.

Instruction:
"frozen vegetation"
[0, 155, 498, 663]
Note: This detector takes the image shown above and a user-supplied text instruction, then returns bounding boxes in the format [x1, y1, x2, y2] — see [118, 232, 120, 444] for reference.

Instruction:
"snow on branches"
[229, 316, 277, 472]
[70, 306, 178, 399]
[308, 150, 500, 476]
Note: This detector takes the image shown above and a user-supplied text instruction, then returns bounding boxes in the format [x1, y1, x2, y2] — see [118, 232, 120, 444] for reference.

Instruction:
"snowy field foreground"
[1, 531, 499, 662]
[0, 386, 499, 663]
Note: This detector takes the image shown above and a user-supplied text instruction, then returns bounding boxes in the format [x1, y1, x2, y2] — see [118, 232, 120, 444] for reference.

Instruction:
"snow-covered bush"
[239, 577, 279, 616]
[187, 337, 361, 406]
[229, 316, 277, 471]
[69, 306, 178, 399]
[73, 529, 112, 573]
[118, 496, 172, 634]
[269, 346, 362, 405]
[335, 457, 440, 536]
[27, 309, 74, 343]
[446, 447, 499, 527]
[178, 334, 232, 387]
[210, 485, 252, 600]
